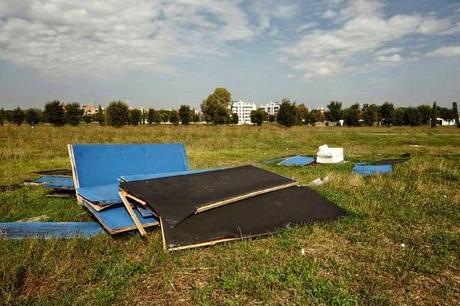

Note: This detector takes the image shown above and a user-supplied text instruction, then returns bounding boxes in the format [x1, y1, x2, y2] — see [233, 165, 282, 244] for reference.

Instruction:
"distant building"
[436, 117, 455, 126]
[259, 101, 281, 117]
[231, 100, 257, 124]
[81, 104, 100, 116]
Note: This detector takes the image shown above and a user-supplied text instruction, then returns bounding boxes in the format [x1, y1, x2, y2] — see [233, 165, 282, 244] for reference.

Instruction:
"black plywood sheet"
[161, 186, 347, 251]
[120, 165, 296, 227]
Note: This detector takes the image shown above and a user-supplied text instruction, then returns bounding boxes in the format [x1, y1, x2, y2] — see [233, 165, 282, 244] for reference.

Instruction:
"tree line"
[1, 88, 458, 128]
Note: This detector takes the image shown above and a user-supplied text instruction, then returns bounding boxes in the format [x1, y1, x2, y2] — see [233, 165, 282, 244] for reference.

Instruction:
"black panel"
[161, 186, 348, 250]
[120, 165, 296, 227]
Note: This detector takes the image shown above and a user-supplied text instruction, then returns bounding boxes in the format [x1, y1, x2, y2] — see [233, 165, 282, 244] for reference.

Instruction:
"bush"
[44, 101, 65, 126]
[344, 104, 361, 126]
[106, 101, 129, 127]
[65, 103, 83, 126]
[169, 110, 179, 125]
[179, 105, 192, 125]
[93, 105, 105, 125]
[12, 107, 25, 125]
[250, 109, 267, 126]
[25, 109, 41, 126]
[129, 109, 142, 125]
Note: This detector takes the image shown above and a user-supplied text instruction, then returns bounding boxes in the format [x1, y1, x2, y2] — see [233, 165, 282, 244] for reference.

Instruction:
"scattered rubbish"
[0, 222, 104, 239]
[308, 176, 330, 186]
[120, 165, 298, 229]
[157, 186, 347, 251]
[370, 153, 410, 165]
[277, 155, 315, 166]
[316, 145, 344, 164]
[400, 243, 406, 248]
[27, 176, 75, 190]
[32, 169, 73, 176]
[301, 248, 306, 255]
[353, 164, 392, 176]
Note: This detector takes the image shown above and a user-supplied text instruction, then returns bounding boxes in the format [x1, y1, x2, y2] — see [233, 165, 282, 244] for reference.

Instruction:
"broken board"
[160, 186, 348, 251]
[0, 222, 104, 239]
[120, 165, 298, 227]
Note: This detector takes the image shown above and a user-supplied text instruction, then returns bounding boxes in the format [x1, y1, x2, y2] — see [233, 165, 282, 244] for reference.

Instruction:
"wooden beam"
[119, 191, 147, 237]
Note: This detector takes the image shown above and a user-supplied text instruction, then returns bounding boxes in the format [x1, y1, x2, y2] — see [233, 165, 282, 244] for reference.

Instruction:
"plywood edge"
[68, 144, 80, 205]
[159, 217, 168, 252]
[119, 191, 147, 237]
[195, 181, 298, 214]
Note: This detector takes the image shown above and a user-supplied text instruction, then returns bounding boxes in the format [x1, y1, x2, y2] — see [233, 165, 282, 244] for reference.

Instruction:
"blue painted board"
[353, 164, 393, 176]
[82, 199, 158, 234]
[71, 144, 188, 188]
[33, 176, 75, 190]
[0, 222, 104, 239]
[137, 206, 155, 218]
[77, 184, 120, 205]
[278, 156, 315, 166]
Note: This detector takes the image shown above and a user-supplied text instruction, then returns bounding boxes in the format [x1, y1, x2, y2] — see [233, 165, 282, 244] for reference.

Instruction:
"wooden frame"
[119, 190, 147, 237]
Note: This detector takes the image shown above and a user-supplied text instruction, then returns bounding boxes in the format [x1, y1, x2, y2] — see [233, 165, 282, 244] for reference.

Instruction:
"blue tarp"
[353, 164, 393, 176]
[32, 176, 74, 190]
[278, 155, 315, 166]
[71, 144, 189, 188]
[82, 199, 158, 234]
[0, 222, 104, 239]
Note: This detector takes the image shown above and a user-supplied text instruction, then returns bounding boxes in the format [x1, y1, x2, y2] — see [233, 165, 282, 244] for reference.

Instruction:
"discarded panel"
[353, 164, 393, 176]
[82, 199, 158, 234]
[278, 155, 315, 166]
[0, 222, 104, 239]
[30, 176, 75, 190]
[120, 165, 298, 227]
[160, 186, 348, 251]
[32, 169, 73, 176]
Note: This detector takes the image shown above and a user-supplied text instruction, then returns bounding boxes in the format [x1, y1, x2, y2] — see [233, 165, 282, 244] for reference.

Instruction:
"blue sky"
[0, 0, 459, 109]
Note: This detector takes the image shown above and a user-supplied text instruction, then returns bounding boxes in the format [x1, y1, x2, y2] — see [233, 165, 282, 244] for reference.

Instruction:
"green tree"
[147, 109, 155, 124]
[326, 101, 342, 124]
[169, 110, 179, 125]
[11, 107, 25, 125]
[452, 102, 459, 128]
[276, 99, 297, 127]
[417, 105, 432, 125]
[231, 113, 239, 124]
[179, 105, 192, 125]
[83, 115, 92, 124]
[193, 110, 201, 123]
[405, 107, 422, 126]
[25, 109, 41, 126]
[129, 109, 142, 125]
[268, 114, 275, 122]
[93, 105, 105, 125]
[106, 101, 129, 127]
[431, 101, 437, 127]
[44, 101, 65, 126]
[296, 104, 309, 124]
[65, 103, 83, 126]
[362, 104, 378, 126]
[308, 109, 324, 125]
[394, 108, 406, 125]
[159, 110, 170, 123]
[0, 108, 4, 125]
[379, 102, 394, 125]
[201, 87, 231, 123]
[250, 109, 267, 126]
[344, 104, 361, 126]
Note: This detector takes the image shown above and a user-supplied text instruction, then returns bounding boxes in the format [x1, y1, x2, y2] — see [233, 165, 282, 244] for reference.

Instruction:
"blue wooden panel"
[0, 222, 104, 239]
[136, 206, 155, 218]
[33, 176, 75, 190]
[77, 184, 120, 205]
[82, 199, 158, 234]
[71, 144, 188, 188]
[278, 156, 315, 166]
[120, 168, 220, 182]
[353, 164, 393, 176]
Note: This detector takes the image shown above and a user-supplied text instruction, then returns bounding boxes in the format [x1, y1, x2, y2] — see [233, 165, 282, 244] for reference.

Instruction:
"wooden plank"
[119, 191, 147, 237]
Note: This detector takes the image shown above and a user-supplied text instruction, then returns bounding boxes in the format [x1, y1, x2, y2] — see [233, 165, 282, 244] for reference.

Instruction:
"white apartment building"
[260, 101, 281, 116]
[230, 100, 257, 124]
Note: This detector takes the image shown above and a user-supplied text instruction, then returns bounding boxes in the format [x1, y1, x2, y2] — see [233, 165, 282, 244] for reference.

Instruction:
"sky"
[0, 0, 459, 110]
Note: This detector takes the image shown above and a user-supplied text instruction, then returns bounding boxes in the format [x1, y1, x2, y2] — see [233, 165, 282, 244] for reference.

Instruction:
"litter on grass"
[277, 155, 315, 166]
[353, 164, 393, 176]
[0, 222, 104, 239]
[316, 145, 344, 164]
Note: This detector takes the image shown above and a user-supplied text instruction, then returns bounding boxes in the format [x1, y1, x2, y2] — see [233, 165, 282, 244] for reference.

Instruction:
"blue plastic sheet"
[278, 156, 315, 166]
[77, 184, 120, 205]
[33, 176, 74, 190]
[82, 199, 158, 234]
[0, 222, 104, 239]
[71, 144, 189, 188]
[353, 164, 393, 176]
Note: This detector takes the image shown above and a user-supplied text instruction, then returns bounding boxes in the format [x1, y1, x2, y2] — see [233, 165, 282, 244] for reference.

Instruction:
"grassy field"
[0, 124, 459, 305]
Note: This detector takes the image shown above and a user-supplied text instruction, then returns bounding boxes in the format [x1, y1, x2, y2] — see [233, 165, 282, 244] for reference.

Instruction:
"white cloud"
[281, 0, 459, 79]
[296, 22, 318, 33]
[0, 0, 256, 76]
[429, 46, 460, 57]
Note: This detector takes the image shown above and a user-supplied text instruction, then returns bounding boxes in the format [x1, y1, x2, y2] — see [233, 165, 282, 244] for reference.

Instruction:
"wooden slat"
[119, 191, 147, 237]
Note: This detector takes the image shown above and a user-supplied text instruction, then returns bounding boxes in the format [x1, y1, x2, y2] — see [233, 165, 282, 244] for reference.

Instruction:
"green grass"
[0, 124, 459, 305]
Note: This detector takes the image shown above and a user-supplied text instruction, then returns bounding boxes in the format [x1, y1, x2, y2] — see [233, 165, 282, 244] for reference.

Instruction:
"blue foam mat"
[0, 222, 104, 239]
[33, 176, 75, 190]
[71, 144, 189, 188]
[353, 164, 393, 176]
[83, 199, 158, 234]
[278, 155, 315, 166]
